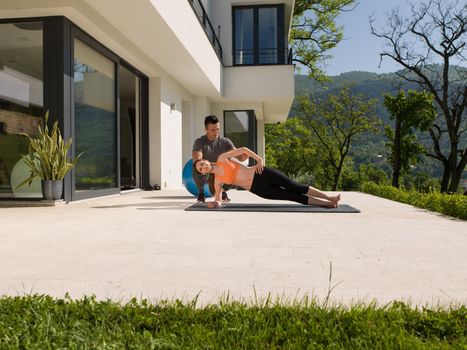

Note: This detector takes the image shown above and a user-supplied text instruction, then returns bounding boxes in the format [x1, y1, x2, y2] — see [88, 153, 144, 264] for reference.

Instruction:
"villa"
[0, 0, 295, 202]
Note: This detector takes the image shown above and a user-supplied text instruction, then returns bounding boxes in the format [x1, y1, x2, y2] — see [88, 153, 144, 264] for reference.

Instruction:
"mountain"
[290, 66, 466, 178]
[292, 66, 466, 123]
[293, 70, 415, 123]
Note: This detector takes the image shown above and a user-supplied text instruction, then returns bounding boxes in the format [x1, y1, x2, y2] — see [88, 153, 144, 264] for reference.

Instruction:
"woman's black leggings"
[249, 167, 309, 205]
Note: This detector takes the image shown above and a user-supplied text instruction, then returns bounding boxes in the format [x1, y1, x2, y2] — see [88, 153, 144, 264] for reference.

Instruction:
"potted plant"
[16, 111, 81, 200]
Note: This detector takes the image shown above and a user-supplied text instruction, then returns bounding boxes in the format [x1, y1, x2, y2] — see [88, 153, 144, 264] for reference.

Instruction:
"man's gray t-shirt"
[192, 135, 235, 162]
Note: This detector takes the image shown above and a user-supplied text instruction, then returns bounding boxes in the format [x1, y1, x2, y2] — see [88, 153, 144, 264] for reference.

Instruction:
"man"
[192, 115, 247, 202]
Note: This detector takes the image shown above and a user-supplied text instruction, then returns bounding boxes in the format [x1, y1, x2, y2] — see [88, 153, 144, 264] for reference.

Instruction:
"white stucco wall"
[193, 97, 211, 139]
[256, 119, 265, 161]
[149, 0, 222, 95]
[150, 75, 201, 189]
[182, 101, 192, 167]
[181, 96, 212, 166]
[210, 0, 231, 66]
[223, 65, 294, 123]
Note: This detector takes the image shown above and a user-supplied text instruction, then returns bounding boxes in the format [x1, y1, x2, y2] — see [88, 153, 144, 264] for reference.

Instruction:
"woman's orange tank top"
[215, 160, 240, 184]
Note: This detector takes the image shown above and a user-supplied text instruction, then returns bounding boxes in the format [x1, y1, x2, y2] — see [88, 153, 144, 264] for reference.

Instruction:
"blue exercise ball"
[182, 159, 212, 197]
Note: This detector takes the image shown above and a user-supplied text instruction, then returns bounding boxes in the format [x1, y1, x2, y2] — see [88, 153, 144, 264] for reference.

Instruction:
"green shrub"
[340, 164, 389, 191]
[362, 182, 467, 220]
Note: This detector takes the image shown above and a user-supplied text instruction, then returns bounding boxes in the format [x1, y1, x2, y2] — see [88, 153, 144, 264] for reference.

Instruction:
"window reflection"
[258, 8, 278, 64]
[0, 22, 43, 198]
[74, 39, 117, 191]
[224, 111, 250, 147]
[234, 8, 254, 65]
[224, 110, 256, 165]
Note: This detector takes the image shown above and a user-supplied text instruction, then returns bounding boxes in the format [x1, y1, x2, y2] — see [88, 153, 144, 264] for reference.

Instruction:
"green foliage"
[362, 183, 467, 220]
[0, 134, 29, 187]
[403, 172, 441, 193]
[384, 90, 436, 132]
[266, 87, 387, 191]
[16, 111, 81, 188]
[383, 90, 436, 186]
[79, 176, 114, 185]
[291, 0, 357, 80]
[384, 126, 426, 173]
[0, 295, 465, 349]
[293, 67, 466, 181]
[265, 118, 317, 178]
[341, 164, 390, 191]
[297, 87, 382, 190]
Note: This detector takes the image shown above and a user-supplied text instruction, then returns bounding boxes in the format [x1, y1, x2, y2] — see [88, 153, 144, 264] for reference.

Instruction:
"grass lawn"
[0, 295, 465, 349]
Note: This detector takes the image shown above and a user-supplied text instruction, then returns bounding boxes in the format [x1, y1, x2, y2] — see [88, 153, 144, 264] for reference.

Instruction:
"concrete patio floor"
[0, 190, 466, 307]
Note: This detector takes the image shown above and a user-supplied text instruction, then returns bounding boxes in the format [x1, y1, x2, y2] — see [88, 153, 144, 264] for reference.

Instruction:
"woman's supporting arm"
[207, 180, 223, 208]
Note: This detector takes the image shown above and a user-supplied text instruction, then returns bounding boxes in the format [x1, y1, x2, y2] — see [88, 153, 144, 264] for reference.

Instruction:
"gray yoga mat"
[185, 203, 360, 213]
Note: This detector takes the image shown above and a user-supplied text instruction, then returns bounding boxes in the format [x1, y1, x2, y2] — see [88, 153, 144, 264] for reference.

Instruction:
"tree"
[383, 90, 436, 188]
[291, 0, 357, 81]
[265, 118, 315, 178]
[297, 87, 382, 190]
[370, 0, 467, 193]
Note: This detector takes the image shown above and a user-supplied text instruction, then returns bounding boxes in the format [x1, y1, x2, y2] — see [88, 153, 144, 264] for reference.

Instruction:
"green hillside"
[293, 66, 465, 123]
[293, 71, 417, 123]
[291, 66, 466, 178]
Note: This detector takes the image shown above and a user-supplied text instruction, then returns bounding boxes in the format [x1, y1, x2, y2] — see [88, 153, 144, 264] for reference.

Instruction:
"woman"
[193, 147, 340, 209]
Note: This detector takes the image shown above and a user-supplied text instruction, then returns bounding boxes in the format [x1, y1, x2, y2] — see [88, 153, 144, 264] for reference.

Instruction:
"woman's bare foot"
[329, 194, 340, 205]
[308, 196, 337, 208]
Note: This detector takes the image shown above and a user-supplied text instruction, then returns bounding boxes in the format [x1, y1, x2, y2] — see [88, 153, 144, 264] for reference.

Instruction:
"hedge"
[361, 183, 467, 220]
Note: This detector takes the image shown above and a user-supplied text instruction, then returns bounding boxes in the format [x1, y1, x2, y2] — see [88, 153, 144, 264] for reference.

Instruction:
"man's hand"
[192, 151, 203, 162]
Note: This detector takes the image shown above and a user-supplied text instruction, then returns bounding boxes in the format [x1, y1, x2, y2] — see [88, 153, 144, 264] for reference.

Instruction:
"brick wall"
[0, 110, 41, 135]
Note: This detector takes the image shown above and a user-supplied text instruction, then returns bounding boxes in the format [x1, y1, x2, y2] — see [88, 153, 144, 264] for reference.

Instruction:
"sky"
[323, 0, 430, 76]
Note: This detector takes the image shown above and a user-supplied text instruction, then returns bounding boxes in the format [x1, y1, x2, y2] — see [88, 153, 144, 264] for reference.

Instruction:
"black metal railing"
[233, 48, 292, 66]
[288, 47, 293, 64]
[187, 0, 223, 61]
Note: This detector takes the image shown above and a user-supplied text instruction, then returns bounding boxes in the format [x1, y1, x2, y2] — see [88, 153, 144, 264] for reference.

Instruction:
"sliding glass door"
[0, 21, 43, 198]
[73, 36, 118, 199]
[0, 17, 149, 202]
[119, 65, 140, 190]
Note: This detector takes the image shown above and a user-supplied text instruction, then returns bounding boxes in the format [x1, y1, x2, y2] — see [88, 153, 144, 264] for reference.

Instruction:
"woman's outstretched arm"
[217, 147, 264, 173]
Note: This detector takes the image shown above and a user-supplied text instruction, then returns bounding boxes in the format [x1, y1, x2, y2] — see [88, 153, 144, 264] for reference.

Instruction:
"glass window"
[224, 111, 250, 147]
[234, 8, 254, 65]
[0, 22, 43, 198]
[74, 38, 117, 191]
[224, 110, 256, 165]
[258, 7, 278, 64]
[233, 6, 283, 65]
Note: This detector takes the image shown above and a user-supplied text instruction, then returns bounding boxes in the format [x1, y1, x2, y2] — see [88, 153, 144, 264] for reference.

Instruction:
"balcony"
[223, 64, 295, 123]
[187, 0, 223, 60]
[233, 48, 293, 66]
